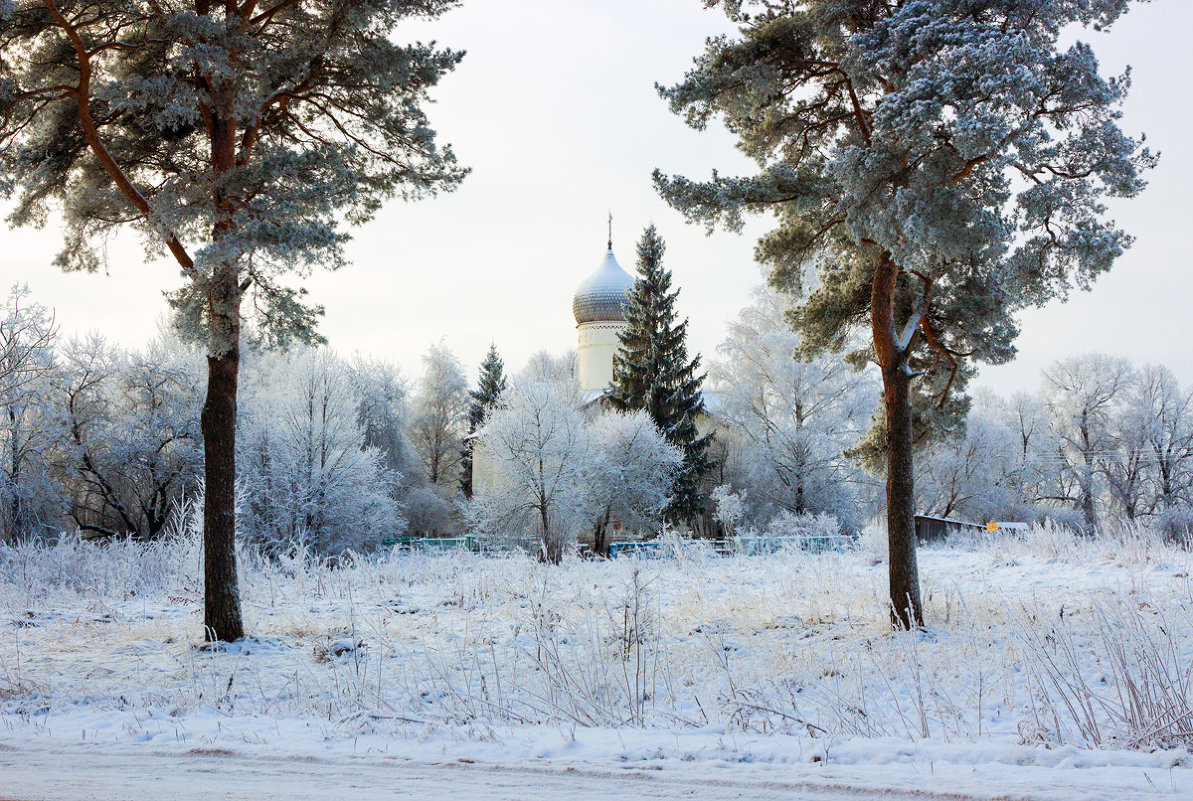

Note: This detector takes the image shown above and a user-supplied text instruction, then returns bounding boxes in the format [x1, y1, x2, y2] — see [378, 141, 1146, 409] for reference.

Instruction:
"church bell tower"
[572, 218, 634, 392]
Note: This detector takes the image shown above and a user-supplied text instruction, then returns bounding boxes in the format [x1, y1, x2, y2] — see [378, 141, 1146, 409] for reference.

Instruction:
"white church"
[572, 232, 636, 393]
[468, 236, 638, 498]
[469, 231, 719, 541]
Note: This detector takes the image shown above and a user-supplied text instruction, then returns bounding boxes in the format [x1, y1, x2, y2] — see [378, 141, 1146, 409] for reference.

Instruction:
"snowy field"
[2, 527, 1192, 800]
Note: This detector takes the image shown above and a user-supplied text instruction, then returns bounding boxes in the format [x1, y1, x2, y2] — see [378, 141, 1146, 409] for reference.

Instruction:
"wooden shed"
[913, 515, 985, 544]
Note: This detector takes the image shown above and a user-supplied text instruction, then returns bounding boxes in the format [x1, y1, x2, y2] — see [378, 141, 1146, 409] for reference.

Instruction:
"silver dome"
[573, 248, 634, 324]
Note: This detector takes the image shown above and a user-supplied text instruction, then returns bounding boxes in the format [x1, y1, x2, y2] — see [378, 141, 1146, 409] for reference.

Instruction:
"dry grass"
[1, 521, 1191, 753]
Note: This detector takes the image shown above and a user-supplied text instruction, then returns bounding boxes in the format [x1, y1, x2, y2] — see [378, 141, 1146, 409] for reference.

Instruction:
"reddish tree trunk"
[200, 95, 247, 642]
[882, 362, 923, 628]
[871, 252, 924, 629]
[201, 345, 244, 642]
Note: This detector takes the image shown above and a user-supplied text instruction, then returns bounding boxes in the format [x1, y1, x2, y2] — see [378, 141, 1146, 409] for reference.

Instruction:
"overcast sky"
[4, 0, 1190, 394]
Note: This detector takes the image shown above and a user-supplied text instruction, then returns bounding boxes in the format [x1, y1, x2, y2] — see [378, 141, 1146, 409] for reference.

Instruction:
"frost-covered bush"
[472, 384, 684, 560]
[710, 484, 748, 536]
[237, 349, 402, 555]
[57, 333, 205, 541]
[403, 485, 457, 538]
[1032, 506, 1090, 535]
[408, 342, 469, 491]
[761, 510, 841, 541]
[0, 285, 64, 543]
[1158, 507, 1193, 546]
[856, 521, 887, 561]
[586, 411, 683, 555]
[916, 411, 1033, 524]
[470, 380, 592, 563]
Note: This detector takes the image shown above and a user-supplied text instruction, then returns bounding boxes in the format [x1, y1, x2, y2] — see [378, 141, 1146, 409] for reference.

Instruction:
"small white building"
[572, 239, 635, 392]
[470, 230, 723, 542]
[471, 239, 635, 496]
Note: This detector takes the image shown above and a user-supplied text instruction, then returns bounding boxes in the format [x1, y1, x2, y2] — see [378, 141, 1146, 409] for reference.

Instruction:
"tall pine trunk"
[202, 343, 244, 642]
[200, 105, 246, 642]
[882, 363, 922, 628]
[872, 253, 924, 629]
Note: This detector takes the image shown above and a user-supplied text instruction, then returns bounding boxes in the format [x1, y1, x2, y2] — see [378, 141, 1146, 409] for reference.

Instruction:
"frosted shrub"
[653, 528, 718, 566]
[711, 484, 747, 536]
[470, 380, 592, 564]
[403, 485, 457, 538]
[237, 349, 402, 556]
[1159, 508, 1193, 546]
[856, 522, 886, 561]
[708, 288, 876, 535]
[762, 510, 841, 540]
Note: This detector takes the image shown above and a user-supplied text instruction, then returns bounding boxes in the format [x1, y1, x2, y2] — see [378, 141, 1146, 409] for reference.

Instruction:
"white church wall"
[577, 321, 627, 391]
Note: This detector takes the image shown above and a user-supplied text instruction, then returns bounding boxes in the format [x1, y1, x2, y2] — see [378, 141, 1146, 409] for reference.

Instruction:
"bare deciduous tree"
[1043, 355, 1135, 531]
[0, 286, 61, 542]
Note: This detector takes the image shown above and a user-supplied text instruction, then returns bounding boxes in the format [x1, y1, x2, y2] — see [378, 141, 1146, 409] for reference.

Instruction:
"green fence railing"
[380, 533, 852, 558]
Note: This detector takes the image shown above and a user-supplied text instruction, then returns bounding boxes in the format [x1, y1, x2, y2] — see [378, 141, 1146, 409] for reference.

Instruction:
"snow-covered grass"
[2, 522, 1192, 798]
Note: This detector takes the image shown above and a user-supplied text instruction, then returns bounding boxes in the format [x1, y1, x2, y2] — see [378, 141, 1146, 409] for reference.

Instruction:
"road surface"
[0, 744, 967, 801]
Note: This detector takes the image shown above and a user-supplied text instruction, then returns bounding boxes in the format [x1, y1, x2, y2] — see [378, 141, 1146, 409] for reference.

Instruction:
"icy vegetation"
[2, 522, 1191, 795]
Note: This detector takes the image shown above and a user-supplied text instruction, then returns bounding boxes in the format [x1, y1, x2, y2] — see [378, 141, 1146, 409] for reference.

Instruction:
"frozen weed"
[1, 521, 1191, 753]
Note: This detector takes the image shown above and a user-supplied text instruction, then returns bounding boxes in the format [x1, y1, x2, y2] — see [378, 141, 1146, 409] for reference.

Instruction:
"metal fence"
[381, 533, 853, 558]
[380, 534, 540, 555]
[732, 534, 850, 555]
[607, 534, 852, 558]
[380, 535, 475, 553]
[607, 540, 665, 559]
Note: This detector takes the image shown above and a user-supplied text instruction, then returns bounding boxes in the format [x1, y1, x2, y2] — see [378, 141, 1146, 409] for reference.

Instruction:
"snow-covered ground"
[2, 526, 1191, 800]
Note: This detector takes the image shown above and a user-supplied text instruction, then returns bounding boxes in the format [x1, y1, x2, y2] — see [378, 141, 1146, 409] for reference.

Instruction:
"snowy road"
[0, 745, 956, 801]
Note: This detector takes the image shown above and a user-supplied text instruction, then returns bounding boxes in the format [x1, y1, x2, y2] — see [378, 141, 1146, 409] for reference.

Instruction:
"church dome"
[573, 248, 634, 324]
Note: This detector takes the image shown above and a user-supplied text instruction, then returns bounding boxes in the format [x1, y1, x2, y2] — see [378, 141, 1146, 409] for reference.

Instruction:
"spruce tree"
[461, 343, 508, 498]
[609, 226, 712, 525]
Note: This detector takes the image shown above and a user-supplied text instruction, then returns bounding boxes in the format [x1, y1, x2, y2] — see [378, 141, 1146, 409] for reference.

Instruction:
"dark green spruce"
[460, 343, 507, 498]
[609, 226, 712, 525]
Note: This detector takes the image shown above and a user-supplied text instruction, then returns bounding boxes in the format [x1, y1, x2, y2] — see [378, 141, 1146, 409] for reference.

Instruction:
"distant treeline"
[2, 285, 1190, 553]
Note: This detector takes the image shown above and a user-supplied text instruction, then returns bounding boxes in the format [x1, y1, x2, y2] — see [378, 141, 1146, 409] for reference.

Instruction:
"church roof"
[573, 247, 634, 324]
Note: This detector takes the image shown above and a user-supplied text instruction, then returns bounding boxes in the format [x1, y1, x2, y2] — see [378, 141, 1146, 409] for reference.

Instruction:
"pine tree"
[655, 0, 1153, 627]
[609, 226, 712, 525]
[461, 343, 507, 498]
[0, 0, 466, 641]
